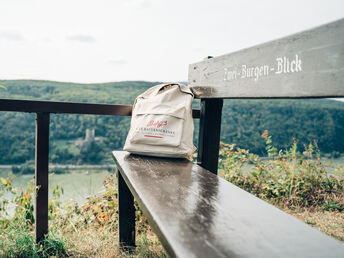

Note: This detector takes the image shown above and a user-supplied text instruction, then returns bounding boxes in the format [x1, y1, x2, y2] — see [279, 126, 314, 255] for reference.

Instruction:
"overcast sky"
[0, 0, 343, 83]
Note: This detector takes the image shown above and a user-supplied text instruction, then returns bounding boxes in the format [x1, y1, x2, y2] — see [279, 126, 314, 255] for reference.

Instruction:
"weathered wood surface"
[112, 151, 344, 258]
[0, 98, 200, 118]
[35, 113, 50, 242]
[189, 18, 344, 98]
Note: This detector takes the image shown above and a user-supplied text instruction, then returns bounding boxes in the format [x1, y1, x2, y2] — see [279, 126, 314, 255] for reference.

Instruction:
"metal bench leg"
[118, 169, 136, 249]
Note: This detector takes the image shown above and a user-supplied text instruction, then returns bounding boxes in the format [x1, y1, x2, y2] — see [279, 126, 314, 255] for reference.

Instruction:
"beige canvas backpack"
[123, 83, 195, 159]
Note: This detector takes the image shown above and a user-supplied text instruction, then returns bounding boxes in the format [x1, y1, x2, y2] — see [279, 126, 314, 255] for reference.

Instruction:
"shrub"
[219, 132, 344, 211]
[0, 176, 68, 257]
[11, 165, 35, 174]
[50, 167, 68, 174]
[0, 172, 158, 257]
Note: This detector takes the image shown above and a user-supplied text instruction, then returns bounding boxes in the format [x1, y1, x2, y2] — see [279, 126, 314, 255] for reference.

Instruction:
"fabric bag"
[123, 83, 195, 159]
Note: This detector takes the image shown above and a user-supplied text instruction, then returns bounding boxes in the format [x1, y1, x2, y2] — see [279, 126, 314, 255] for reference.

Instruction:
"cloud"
[66, 34, 96, 43]
[193, 47, 205, 52]
[0, 31, 25, 42]
[123, 0, 151, 9]
[138, 0, 150, 9]
[107, 59, 127, 65]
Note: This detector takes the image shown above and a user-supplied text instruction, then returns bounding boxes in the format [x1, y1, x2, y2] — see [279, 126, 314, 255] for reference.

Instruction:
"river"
[0, 167, 114, 206]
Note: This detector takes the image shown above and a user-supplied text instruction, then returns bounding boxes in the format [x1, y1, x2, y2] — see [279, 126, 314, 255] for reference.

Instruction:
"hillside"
[0, 80, 343, 164]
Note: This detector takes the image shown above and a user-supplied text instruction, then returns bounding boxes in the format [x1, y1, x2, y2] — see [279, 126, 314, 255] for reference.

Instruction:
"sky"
[0, 0, 344, 83]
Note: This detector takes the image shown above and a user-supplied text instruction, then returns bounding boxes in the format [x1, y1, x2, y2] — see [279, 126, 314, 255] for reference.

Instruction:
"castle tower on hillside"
[85, 129, 95, 142]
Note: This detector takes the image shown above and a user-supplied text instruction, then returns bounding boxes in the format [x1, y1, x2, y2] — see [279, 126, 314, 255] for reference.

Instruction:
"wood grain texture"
[189, 19, 344, 99]
[112, 151, 344, 258]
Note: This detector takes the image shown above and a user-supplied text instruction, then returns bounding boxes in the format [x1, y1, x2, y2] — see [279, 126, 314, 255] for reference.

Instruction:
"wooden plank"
[189, 19, 344, 98]
[118, 169, 136, 248]
[197, 99, 223, 174]
[112, 151, 344, 258]
[35, 112, 50, 243]
[0, 99, 200, 118]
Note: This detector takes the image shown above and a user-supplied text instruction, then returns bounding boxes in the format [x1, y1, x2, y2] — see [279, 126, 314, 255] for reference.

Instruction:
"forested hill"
[0, 79, 343, 164]
[0, 80, 159, 105]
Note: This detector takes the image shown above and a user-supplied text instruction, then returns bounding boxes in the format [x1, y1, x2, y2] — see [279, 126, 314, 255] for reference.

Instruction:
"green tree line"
[0, 80, 343, 164]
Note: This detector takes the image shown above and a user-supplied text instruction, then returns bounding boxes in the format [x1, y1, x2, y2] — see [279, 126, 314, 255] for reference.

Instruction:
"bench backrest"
[188, 18, 344, 174]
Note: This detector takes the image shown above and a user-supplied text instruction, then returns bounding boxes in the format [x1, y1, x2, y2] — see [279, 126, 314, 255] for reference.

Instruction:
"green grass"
[0, 224, 68, 257]
[0, 173, 166, 257]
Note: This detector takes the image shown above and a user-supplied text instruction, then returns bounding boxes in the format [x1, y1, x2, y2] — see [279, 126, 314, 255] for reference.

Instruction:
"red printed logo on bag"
[147, 120, 167, 128]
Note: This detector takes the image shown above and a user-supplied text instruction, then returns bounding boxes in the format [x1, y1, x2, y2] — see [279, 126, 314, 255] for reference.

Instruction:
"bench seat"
[112, 151, 343, 258]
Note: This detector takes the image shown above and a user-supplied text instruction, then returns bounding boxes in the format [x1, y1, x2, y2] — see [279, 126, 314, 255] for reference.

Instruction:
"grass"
[286, 209, 344, 242]
[0, 207, 68, 257]
[61, 226, 165, 257]
[219, 132, 344, 242]
[0, 172, 167, 257]
[0, 212, 165, 257]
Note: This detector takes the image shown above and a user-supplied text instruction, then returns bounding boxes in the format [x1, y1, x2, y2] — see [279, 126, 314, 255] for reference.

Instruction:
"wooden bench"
[112, 19, 344, 258]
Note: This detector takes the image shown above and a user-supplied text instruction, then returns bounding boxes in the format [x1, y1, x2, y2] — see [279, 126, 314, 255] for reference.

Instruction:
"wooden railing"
[0, 98, 199, 242]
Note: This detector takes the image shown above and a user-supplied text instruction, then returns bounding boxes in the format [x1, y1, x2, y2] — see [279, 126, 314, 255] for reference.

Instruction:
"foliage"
[1, 80, 344, 165]
[220, 99, 344, 155]
[219, 132, 344, 211]
[1, 134, 344, 255]
[12, 164, 35, 174]
[80, 141, 108, 164]
[0, 176, 68, 257]
[0, 172, 165, 257]
[50, 167, 69, 174]
[0, 174, 16, 220]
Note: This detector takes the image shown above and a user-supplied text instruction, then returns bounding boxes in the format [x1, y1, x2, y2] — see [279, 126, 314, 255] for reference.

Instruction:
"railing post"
[118, 169, 136, 249]
[197, 98, 223, 174]
[35, 112, 50, 243]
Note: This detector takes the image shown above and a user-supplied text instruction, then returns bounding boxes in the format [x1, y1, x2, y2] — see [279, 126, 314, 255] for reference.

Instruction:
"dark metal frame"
[0, 98, 201, 117]
[197, 99, 223, 174]
[0, 98, 200, 242]
[196, 56, 223, 174]
[35, 113, 50, 242]
[118, 172, 136, 248]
